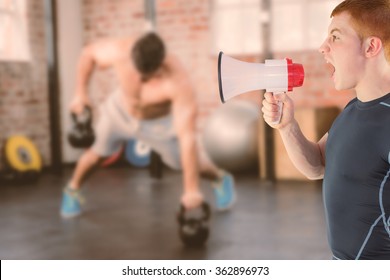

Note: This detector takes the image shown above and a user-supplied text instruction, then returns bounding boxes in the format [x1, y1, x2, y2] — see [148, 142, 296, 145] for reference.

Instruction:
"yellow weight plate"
[4, 135, 42, 172]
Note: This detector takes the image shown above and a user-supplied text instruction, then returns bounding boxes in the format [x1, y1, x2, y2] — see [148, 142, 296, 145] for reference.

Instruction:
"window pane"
[271, 3, 304, 52]
[212, 0, 262, 55]
[0, 0, 30, 61]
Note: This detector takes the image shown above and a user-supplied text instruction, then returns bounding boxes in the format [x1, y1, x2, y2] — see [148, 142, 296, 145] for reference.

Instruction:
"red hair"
[332, 0, 390, 61]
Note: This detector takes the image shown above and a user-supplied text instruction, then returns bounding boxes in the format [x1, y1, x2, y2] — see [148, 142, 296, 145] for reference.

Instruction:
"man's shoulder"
[344, 97, 358, 109]
[165, 53, 185, 70]
[87, 37, 136, 68]
[89, 37, 134, 54]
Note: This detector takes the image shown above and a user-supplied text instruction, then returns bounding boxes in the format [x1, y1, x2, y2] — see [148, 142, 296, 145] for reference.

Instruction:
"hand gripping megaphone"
[217, 52, 305, 124]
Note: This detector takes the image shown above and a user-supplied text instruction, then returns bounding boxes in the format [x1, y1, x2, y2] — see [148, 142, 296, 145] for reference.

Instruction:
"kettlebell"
[177, 202, 211, 247]
[68, 106, 95, 148]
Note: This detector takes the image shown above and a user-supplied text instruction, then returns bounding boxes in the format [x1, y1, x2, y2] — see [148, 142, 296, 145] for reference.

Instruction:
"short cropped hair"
[331, 0, 390, 61]
[131, 32, 166, 75]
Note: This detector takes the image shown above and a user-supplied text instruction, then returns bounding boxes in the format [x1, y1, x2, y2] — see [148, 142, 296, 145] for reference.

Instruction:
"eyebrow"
[330, 28, 342, 35]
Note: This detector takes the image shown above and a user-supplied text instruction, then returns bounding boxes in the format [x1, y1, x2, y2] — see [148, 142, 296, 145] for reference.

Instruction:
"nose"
[318, 39, 329, 54]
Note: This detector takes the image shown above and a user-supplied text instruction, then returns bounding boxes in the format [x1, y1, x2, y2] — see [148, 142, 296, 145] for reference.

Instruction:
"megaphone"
[218, 52, 304, 103]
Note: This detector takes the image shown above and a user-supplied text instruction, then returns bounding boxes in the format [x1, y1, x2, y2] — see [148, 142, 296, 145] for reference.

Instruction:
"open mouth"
[325, 61, 335, 78]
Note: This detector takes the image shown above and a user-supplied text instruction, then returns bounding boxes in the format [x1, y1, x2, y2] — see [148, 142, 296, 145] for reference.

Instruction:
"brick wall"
[0, 0, 50, 169]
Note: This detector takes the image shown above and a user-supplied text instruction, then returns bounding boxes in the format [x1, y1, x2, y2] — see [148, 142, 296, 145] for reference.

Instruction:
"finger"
[262, 105, 280, 120]
[262, 99, 280, 112]
[264, 92, 277, 103]
[263, 115, 280, 127]
[70, 104, 82, 115]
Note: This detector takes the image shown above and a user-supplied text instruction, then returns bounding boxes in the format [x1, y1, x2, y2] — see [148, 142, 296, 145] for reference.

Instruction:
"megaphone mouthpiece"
[218, 52, 305, 103]
[286, 58, 305, 91]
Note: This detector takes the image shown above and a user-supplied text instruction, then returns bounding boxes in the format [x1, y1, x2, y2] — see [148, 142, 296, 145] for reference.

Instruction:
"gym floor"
[0, 166, 331, 260]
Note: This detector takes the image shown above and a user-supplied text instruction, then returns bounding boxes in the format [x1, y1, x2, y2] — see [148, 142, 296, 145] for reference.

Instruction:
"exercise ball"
[202, 100, 259, 173]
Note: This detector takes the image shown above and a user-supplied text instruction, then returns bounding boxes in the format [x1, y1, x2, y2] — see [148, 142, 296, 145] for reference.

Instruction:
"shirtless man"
[60, 32, 235, 218]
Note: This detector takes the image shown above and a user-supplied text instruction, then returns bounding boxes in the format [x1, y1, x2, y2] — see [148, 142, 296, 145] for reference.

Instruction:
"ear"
[364, 36, 383, 58]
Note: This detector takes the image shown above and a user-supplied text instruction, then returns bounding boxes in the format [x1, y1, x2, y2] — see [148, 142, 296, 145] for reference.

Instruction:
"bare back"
[90, 37, 194, 120]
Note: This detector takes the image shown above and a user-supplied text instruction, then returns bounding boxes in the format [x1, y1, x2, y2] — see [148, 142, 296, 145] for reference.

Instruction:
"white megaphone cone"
[217, 52, 304, 124]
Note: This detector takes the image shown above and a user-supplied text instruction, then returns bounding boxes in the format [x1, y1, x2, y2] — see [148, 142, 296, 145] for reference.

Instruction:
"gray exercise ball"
[202, 100, 259, 173]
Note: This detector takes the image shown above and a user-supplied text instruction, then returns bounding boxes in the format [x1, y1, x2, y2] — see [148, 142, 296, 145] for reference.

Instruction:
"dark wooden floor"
[0, 166, 331, 260]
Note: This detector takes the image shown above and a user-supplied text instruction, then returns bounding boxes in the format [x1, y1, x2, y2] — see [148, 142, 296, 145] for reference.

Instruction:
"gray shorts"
[92, 90, 181, 170]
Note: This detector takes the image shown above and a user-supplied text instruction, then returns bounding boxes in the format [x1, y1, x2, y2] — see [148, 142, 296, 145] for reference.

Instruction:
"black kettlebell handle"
[71, 105, 93, 125]
[177, 202, 210, 225]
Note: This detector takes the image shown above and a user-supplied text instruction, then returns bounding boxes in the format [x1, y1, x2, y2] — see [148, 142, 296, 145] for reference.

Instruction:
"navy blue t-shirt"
[323, 92, 390, 259]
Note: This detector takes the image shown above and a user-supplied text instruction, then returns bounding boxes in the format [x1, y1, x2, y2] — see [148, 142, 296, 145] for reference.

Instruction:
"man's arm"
[171, 77, 202, 208]
[278, 120, 327, 180]
[71, 39, 124, 113]
[262, 92, 326, 180]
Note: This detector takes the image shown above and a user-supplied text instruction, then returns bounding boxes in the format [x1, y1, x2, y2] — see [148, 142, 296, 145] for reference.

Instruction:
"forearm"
[74, 46, 96, 97]
[179, 132, 200, 193]
[278, 120, 325, 180]
[172, 76, 200, 194]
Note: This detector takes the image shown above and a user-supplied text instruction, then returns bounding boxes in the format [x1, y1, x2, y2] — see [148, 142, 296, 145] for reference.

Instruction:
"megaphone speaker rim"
[217, 51, 226, 103]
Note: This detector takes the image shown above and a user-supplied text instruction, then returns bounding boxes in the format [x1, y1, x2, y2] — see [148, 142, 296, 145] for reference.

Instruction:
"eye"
[331, 35, 339, 42]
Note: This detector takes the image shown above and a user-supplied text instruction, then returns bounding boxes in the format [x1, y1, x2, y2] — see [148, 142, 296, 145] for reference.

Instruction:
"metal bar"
[260, 0, 276, 181]
[44, 0, 62, 174]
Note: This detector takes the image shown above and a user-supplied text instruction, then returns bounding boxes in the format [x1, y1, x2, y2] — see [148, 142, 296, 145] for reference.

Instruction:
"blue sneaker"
[212, 172, 236, 211]
[60, 186, 84, 218]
